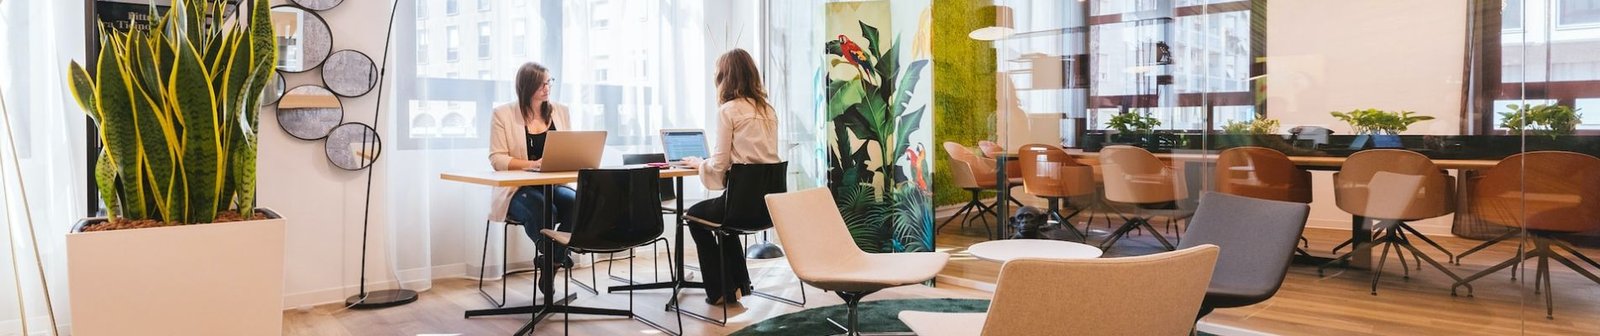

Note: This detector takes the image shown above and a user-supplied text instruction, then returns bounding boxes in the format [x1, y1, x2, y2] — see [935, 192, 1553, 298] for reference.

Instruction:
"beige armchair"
[765, 188, 950, 335]
[898, 245, 1219, 336]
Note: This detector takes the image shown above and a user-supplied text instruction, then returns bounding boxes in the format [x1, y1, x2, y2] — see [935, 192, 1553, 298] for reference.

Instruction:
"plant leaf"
[859, 21, 881, 58]
[172, 36, 222, 223]
[95, 35, 149, 219]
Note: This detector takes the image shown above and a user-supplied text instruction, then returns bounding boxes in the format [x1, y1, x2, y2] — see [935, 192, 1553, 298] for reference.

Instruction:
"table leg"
[996, 156, 1010, 240]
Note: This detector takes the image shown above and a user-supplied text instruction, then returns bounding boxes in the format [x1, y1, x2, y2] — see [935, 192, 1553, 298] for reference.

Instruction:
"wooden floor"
[935, 206, 1600, 336]
[284, 207, 1600, 335]
[283, 251, 988, 335]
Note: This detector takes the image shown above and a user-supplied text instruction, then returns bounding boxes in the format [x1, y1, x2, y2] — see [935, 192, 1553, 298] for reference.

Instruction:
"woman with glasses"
[488, 62, 577, 272]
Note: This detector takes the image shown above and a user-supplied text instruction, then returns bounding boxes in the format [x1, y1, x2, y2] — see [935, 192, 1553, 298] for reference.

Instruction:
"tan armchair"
[1096, 145, 1189, 251]
[941, 142, 1025, 237]
[766, 188, 950, 335]
[1017, 144, 1097, 240]
[1318, 149, 1465, 296]
[898, 245, 1220, 336]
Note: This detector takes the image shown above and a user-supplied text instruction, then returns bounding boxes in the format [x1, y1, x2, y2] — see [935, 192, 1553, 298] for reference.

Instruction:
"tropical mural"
[825, 2, 935, 254]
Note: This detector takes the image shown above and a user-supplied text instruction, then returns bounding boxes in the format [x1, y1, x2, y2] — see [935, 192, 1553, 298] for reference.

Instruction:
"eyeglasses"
[545, 77, 556, 88]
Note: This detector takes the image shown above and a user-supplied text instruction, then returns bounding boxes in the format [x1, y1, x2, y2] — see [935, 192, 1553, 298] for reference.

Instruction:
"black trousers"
[686, 196, 751, 297]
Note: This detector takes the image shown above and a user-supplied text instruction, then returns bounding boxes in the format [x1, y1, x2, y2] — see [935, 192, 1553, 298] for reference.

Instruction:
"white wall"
[1266, 0, 1467, 234]
[260, 0, 401, 308]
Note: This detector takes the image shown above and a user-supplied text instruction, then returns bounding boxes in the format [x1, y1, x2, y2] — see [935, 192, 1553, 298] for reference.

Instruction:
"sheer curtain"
[391, 0, 751, 283]
[0, 0, 86, 334]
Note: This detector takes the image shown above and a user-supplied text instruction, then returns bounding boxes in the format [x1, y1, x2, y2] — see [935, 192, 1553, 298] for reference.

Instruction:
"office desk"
[442, 168, 697, 334]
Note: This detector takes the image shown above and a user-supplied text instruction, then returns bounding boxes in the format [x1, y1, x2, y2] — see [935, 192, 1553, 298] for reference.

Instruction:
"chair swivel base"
[1318, 224, 1471, 297]
[1099, 216, 1175, 251]
[1453, 235, 1600, 319]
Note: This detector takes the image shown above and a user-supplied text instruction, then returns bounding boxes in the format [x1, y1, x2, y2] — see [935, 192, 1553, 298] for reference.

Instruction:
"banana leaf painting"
[825, 3, 934, 254]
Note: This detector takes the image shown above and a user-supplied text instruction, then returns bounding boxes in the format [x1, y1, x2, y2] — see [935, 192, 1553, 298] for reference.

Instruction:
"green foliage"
[66, 0, 277, 225]
[1221, 118, 1280, 135]
[1329, 108, 1433, 135]
[1501, 104, 1581, 137]
[1105, 112, 1161, 134]
[826, 19, 934, 253]
[931, 0, 996, 207]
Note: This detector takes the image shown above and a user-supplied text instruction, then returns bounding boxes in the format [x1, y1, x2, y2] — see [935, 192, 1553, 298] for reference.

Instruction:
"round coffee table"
[966, 239, 1103, 263]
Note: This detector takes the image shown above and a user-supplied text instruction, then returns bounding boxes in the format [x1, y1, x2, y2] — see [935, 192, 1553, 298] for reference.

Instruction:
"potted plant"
[1105, 111, 1162, 149]
[1330, 108, 1433, 148]
[1220, 118, 1281, 148]
[64, 1, 283, 334]
[1501, 103, 1581, 137]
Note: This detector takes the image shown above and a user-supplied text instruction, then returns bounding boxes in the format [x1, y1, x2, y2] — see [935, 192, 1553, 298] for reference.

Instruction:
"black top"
[525, 122, 558, 160]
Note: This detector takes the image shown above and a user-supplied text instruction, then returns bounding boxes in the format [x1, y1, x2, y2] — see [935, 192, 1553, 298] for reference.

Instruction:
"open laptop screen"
[661, 130, 709, 162]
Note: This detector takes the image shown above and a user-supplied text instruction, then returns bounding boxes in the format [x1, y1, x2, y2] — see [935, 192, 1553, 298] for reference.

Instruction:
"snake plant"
[66, 0, 277, 225]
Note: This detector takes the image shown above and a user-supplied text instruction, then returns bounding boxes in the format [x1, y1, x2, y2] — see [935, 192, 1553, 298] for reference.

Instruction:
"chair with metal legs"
[1452, 151, 1600, 319]
[1017, 144, 1097, 241]
[477, 219, 534, 307]
[1316, 149, 1469, 296]
[941, 142, 1024, 237]
[1097, 145, 1189, 251]
[536, 167, 681, 335]
[679, 162, 807, 326]
[767, 187, 949, 335]
[1214, 146, 1315, 255]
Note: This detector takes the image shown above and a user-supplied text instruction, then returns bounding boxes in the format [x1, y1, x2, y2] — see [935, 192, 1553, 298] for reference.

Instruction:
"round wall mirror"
[260, 71, 286, 106]
[325, 122, 381, 171]
[292, 0, 344, 11]
[322, 49, 378, 97]
[277, 85, 344, 140]
[271, 5, 333, 73]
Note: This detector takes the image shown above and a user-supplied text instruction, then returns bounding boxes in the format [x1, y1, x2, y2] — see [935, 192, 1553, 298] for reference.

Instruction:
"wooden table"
[443, 167, 697, 335]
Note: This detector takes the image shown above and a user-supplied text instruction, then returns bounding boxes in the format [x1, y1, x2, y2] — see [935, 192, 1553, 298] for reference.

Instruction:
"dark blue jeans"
[507, 185, 577, 259]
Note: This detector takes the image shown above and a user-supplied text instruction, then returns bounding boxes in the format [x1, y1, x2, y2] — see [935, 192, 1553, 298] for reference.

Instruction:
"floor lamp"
[342, 0, 417, 309]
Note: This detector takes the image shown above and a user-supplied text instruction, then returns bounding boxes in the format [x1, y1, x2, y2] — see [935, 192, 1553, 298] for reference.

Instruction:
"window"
[1561, 0, 1600, 27]
[446, 0, 458, 16]
[416, 27, 428, 64]
[478, 0, 490, 12]
[1505, 0, 1523, 31]
[478, 22, 491, 59]
[446, 26, 459, 62]
[479, 70, 491, 80]
[513, 19, 527, 56]
[416, 0, 426, 18]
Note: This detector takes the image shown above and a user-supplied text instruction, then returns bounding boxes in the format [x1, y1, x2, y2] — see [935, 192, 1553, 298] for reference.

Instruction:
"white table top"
[440, 168, 698, 187]
[966, 239, 1103, 263]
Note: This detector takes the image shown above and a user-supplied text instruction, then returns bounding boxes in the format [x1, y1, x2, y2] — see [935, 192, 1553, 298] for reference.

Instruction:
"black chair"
[622, 153, 678, 213]
[677, 162, 806, 325]
[1178, 192, 1309, 320]
[536, 167, 680, 335]
[478, 217, 534, 307]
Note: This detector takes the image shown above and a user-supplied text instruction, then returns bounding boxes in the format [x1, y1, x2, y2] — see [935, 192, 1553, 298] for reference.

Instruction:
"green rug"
[729, 298, 990, 335]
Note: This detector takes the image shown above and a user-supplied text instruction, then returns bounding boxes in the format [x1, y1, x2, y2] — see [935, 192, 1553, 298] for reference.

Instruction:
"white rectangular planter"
[66, 210, 286, 336]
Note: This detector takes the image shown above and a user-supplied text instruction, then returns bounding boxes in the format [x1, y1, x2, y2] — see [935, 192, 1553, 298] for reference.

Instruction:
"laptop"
[660, 129, 709, 168]
[527, 131, 606, 172]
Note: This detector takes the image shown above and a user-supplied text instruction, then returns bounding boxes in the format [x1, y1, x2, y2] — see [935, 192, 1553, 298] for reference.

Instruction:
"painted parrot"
[906, 143, 927, 191]
[836, 35, 875, 78]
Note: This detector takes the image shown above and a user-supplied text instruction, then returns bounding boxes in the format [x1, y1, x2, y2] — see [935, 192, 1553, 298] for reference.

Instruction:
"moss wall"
[930, 0, 996, 206]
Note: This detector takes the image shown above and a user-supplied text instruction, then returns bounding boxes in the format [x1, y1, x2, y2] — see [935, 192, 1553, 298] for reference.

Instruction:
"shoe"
[704, 289, 743, 305]
[534, 253, 574, 269]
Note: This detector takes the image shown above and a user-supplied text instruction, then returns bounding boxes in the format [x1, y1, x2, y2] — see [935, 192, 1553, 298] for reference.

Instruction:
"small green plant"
[1106, 111, 1161, 134]
[1221, 118, 1281, 135]
[1501, 104, 1581, 136]
[1329, 109, 1434, 135]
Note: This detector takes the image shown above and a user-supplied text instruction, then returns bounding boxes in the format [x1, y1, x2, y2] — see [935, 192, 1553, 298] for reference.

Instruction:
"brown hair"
[515, 62, 553, 123]
[714, 49, 773, 118]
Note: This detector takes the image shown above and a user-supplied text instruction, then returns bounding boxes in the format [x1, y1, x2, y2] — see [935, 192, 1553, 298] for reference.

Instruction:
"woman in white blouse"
[487, 63, 577, 275]
[680, 49, 781, 305]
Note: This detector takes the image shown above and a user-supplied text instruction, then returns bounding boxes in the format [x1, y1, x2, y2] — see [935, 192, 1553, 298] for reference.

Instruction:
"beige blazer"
[487, 102, 573, 222]
[698, 98, 781, 190]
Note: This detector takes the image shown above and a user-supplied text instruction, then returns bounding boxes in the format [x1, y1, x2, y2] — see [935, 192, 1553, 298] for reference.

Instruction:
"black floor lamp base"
[345, 289, 419, 309]
[745, 242, 786, 259]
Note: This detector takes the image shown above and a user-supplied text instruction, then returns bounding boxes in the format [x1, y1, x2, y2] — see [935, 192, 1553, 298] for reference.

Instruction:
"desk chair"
[768, 188, 950, 335]
[979, 140, 1022, 179]
[1453, 151, 1600, 319]
[680, 162, 805, 326]
[1017, 144, 1097, 241]
[1098, 145, 1189, 251]
[1214, 147, 1314, 254]
[1180, 192, 1309, 319]
[1318, 149, 1468, 296]
[479, 221, 535, 306]
[898, 246, 1218, 336]
[607, 154, 679, 284]
[942, 142, 1024, 237]
[536, 167, 679, 335]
